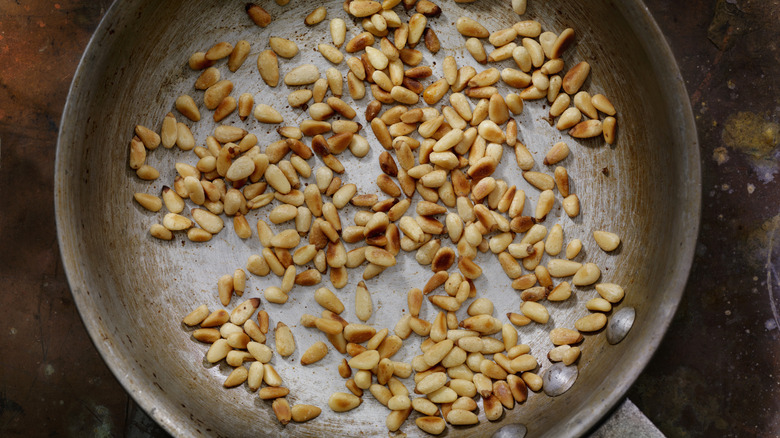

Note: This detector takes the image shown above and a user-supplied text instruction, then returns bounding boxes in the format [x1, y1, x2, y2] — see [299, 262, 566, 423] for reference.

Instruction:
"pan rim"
[54, 1, 701, 436]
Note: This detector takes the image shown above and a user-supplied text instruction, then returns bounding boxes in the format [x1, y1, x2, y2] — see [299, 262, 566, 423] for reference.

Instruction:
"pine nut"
[587, 297, 613, 312]
[543, 142, 570, 166]
[230, 298, 260, 325]
[285, 64, 320, 86]
[562, 193, 580, 217]
[328, 392, 362, 412]
[576, 313, 608, 332]
[550, 327, 583, 345]
[301, 341, 329, 365]
[595, 283, 625, 303]
[423, 78, 450, 105]
[349, 0, 382, 17]
[593, 230, 621, 252]
[246, 3, 271, 27]
[351, 280, 373, 322]
[535, 190, 555, 221]
[265, 285, 287, 304]
[521, 301, 549, 324]
[547, 281, 572, 301]
[547, 259, 582, 277]
[447, 409, 478, 425]
[188, 52, 214, 70]
[574, 91, 598, 119]
[245, 361, 265, 391]
[415, 416, 446, 434]
[573, 262, 601, 286]
[456, 16, 489, 38]
[291, 404, 321, 423]
[465, 38, 487, 63]
[303, 5, 327, 25]
[407, 13, 427, 47]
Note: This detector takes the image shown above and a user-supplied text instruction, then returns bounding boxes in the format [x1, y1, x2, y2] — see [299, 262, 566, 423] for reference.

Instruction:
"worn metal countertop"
[0, 0, 777, 436]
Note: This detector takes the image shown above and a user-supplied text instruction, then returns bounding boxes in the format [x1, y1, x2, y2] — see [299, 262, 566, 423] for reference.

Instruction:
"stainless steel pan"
[55, 0, 700, 436]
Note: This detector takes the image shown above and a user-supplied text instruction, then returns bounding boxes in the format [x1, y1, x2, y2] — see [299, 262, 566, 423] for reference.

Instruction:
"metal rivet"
[492, 423, 528, 438]
[606, 306, 635, 345]
[543, 362, 578, 397]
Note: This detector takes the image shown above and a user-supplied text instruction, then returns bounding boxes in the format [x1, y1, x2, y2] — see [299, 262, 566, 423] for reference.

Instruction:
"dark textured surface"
[0, 1, 777, 437]
[627, 1, 780, 437]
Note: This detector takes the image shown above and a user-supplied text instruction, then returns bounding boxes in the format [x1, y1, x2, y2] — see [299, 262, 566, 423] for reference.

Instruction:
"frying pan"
[55, 0, 700, 436]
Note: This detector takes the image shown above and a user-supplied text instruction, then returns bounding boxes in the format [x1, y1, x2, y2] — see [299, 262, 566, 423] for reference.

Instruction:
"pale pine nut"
[550, 327, 583, 345]
[547, 259, 582, 277]
[330, 18, 347, 47]
[573, 262, 601, 286]
[562, 194, 580, 217]
[547, 281, 572, 301]
[576, 313, 608, 332]
[593, 230, 621, 251]
[524, 171, 555, 191]
[545, 224, 564, 255]
[587, 297, 613, 312]
[521, 301, 549, 324]
[574, 91, 598, 119]
[595, 283, 625, 303]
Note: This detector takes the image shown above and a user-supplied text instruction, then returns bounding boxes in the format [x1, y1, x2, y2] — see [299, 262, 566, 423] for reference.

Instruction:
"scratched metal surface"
[52, 0, 698, 437]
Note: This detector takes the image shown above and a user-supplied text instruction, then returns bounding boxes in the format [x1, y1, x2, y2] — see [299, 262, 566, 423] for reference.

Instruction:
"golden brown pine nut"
[562, 61, 590, 94]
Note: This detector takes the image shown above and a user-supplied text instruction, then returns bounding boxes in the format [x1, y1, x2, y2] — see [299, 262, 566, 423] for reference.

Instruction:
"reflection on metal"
[491, 423, 528, 438]
[607, 307, 636, 345]
[543, 363, 579, 397]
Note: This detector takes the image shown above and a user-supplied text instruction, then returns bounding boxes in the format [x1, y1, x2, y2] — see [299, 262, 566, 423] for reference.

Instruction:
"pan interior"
[55, 0, 699, 436]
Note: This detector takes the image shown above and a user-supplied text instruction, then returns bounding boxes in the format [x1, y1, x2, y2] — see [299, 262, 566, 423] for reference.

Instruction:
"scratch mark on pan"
[766, 226, 780, 332]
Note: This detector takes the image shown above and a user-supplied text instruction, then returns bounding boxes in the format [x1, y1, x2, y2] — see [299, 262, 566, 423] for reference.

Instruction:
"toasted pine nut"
[256, 50, 279, 87]
[273, 322, 295, 357]
[521, 301, 549, 324]
[593, 230, 621, 252]
[328, 392, 362, 412]
[595, 283, 625, 303]
[304, 5, 327, 25]
[246, 3, 271, 26]
[423, 78, 449, 105]
[284, 64, 320, 86]
[547, 258, 582, 277]
[465, 38, 487, 63]
[447, 409, 479, 425]
[290, 405, 321, 423]
[587, 297, 613, 312]
[550, 327, 583, 345]
[562, 194, 580, 218]
[575, 313, 608, 332]
[265, 286, 288, 304]
[573, 262, 601, 286]
[355, 281, 373, 321]
[319, 43, 344, 64]
[456, 16, 489, 38]
[547, 281, 572, 301]
[544, 142, 570, 166]
[301, 341, 329, 365]
[188, 51, 215, 70]
[574, 91, 598, 119]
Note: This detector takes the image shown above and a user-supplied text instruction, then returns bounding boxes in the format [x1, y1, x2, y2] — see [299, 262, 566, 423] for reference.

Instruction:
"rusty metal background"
[53, 0, 698, 437]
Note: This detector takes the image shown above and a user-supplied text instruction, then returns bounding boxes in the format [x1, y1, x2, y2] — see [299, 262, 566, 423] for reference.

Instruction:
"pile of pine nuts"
[130, 0, 629, 433]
